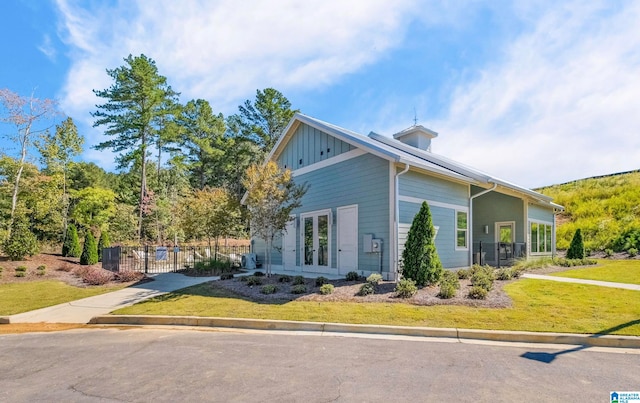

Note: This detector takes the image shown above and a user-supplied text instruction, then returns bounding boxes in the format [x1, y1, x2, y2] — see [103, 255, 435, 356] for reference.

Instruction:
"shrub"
[566, 229, 586, 259]
[319, 284, 334, 295]
[117, 270, 143, 282]
[366, 273, 383, 285]
[291, 284, 307, 294]
[36, 266, 46, 276]
[220, 273, 234, 280]
[456, 268, 470, 279]
[254, 271, 265, 277]
[80, 231, 99, 265]
[246, 276, 263, 286]
[79, 268, 114, 285]
[470, 265, 494, 291]
[629, 248, 638, 257]
[612, 228, 640, 253]
[345, 271, 359, 281]
[15, 266, 27, 272]
[395, 278, 417, 298]
[278, 275, 291, 283]
[604, 248, 614, 257]
[315, 276, 329, 287]
[553, 258, 597, 267]
[357, 282, 375, 296]
[97, 231, 111, 262]
[438, 284, 456, 299]
[510, 267, 525, 278]
[495, 268, 513, 281]
[0, 266, 3, 273]
[37, 265, 46, 271]
[62, 224, 81, 258]
[239, 276, 248, 282]
[468, 286, 488, 300]
[293, 275, 306, 285]
[15, 271, 26, 277]
[3, 214, 39, 261]
[401, 201, 443, 286]
[260, 284, 278, 294]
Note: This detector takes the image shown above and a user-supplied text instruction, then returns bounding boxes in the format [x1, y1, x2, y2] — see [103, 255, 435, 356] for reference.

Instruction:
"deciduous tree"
[242, 161, 307, 276]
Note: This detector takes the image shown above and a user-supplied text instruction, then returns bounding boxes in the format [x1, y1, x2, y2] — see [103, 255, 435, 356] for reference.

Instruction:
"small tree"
[62, 224, 81, 257]
[80, 231, 98, 265]
[401, 201, 443, 286]
[97, 231, 111, 262]
[243, 161, 307, 276]
[566, 228, 585, 259]
[2, 211, 39, 260]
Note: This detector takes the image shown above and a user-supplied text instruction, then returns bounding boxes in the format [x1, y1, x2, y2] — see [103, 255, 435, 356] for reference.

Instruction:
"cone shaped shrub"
[3, 214, 39, 261]
[97, 231, 111, 262]
[401, 201, 443, 286]
[566, 229, 585, 259]
[62, 224, 81, 257]
[80, 231, 99, 265]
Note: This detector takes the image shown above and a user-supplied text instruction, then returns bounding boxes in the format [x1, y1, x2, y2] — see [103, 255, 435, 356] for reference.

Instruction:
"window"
[530, 221, 553, 253]
[456, 211, 468, 249]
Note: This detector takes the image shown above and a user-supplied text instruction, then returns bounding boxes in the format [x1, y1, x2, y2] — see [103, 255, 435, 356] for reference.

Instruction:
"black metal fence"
[102, 245, 251, 273]
[473, 242, 527, 267]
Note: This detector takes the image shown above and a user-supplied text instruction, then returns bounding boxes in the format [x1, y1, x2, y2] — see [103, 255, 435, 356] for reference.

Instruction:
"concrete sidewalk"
[5, 273, 217, 324]
[521, 273, 640, 291]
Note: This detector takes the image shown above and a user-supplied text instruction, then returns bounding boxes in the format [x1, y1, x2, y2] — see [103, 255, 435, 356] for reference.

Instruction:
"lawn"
[0, 281, 126, 315]
[551, 259, 640, 285]
[115, 277, 640, 336]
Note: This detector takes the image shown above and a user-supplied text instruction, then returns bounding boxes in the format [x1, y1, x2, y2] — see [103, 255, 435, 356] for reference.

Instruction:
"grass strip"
[0, 281, 126, 315]
[550, 259, 640, 285]
[114, 279, 640, 336]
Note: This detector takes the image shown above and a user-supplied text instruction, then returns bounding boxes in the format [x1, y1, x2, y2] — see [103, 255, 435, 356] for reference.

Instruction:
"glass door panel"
[318, 215, 328, 266]
[304, 217, 313, 266]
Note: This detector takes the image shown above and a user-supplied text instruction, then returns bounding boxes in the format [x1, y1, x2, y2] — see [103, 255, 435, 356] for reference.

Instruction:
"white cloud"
[54, 0, 418, 169]
[410, 2, 640, 188]
[37, 34, 57, 60]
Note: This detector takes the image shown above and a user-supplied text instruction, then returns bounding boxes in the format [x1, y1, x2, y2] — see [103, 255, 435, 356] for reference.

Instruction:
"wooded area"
[0, 54, 298, 258]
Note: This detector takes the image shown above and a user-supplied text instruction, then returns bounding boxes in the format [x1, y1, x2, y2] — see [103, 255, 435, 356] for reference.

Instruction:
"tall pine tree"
[92, 54, 179, 242]
[401, 201, 443, 286]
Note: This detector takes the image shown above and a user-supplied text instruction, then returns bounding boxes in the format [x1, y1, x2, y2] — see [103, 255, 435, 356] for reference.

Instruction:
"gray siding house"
[250, 113, 562, 280]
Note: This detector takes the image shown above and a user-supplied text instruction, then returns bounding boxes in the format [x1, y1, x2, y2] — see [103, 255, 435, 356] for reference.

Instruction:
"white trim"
[528, 219, 554, 255]
[389, 162, 396, 279]
[398, 195, 468, 212]
[523, 200, 529, 256]
[455, 210, 469, 251]
[495, 221, 516, 243]
[291, 148, 367, 177]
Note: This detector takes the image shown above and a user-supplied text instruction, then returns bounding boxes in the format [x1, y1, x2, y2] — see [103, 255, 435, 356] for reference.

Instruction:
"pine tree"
[401, 201, 443, 286]
[80, 231, 99, 265]
[97, 231, 111, 262]
[3, 213, 39, 261]
[566, 228, 585, 259]
[62, 224, 81, 257]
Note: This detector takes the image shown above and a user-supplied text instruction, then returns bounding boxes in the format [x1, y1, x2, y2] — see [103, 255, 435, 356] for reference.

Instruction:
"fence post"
[144, 245, 149, 273]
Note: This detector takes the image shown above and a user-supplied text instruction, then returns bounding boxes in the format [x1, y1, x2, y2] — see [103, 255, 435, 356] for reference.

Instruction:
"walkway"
[521, 273, 640, 291]
[7, 273, 218, 324]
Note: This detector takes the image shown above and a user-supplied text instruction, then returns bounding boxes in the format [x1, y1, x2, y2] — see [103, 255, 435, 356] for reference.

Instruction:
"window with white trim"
[456, 211, 468, 249]
[530, 221, 553, 253]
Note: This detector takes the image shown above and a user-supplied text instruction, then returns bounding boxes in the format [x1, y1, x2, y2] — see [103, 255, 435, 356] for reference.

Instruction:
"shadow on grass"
[521, 319, 640, 364]
[144, 282, 292, 306]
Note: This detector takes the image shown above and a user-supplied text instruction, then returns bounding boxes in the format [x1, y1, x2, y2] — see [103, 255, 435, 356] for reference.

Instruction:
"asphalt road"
[0, 328, 637, 402]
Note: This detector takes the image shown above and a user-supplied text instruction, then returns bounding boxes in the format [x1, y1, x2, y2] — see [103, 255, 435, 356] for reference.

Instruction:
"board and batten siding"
[277, 123, 354, 170]
[397, 170, 469, 268]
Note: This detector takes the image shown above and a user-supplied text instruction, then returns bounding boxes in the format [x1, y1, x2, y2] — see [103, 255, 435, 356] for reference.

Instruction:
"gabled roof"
[267, 113, 562, 209]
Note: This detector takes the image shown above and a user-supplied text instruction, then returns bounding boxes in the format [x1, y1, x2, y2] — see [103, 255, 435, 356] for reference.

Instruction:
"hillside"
[536, 170, 640, 252]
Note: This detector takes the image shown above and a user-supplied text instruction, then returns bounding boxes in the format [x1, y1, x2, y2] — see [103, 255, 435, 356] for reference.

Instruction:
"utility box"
[371, 239, 383, 253]
[363, 234, 373, 252]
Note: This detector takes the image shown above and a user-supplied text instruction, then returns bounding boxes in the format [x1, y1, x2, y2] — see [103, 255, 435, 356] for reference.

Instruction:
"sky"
[1, 0, 639, 189]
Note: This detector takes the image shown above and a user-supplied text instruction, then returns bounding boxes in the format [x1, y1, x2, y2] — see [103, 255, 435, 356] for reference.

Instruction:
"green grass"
[551, 260, 640, 285]
[0, 281, 126, 315]
[115, 279, 640, 336]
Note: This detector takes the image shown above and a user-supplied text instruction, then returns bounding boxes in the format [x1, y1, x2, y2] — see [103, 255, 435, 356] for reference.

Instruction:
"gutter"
[394, 163, 410, 280]
[468, 182, 497, 266]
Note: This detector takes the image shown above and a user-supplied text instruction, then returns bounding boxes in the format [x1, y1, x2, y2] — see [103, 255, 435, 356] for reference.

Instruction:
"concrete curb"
[89, 315, 640, 349]
[0, 317, 9, 324]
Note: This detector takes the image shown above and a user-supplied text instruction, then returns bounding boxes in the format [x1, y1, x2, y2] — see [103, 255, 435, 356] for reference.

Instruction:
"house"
[250, 113, 563, 280]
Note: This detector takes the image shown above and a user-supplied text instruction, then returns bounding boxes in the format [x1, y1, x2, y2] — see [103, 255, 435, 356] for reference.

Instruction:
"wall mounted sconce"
[483, 225, 489, 234]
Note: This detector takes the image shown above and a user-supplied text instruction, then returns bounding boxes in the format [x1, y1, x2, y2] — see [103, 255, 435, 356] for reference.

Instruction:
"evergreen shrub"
[315, 276, 329, 286]
[3, 214, 39, 261]
[400, 201, 443, 286]
[80, 232, 99, 265]
[260, 284, 278, 294]
[293, 275, 305, 285]
[566, 229, 586, 259]
[97, 231, 111, 262]
[468, 286, 488, 300]
[291, 284, 307, 294]
[357, 282, 375, 296]
[62, 224, 81, 257]
[345, 271, 359, 281]
[366, 273, 383, 285]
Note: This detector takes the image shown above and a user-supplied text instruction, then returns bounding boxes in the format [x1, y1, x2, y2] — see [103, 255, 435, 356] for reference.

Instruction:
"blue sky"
[1, 0, 639, 188]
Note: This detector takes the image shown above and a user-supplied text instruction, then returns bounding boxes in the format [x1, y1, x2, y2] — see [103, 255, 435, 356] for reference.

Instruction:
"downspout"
[394, 163, 410, 281]
[469, 182, 497, 266]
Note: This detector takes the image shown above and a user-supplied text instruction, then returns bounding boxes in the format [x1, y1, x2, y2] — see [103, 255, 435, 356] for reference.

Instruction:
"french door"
[300, 209, 331, 271]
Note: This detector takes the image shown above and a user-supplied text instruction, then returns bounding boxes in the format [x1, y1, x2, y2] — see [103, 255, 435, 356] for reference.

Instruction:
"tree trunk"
[9, 125, 29, 235]
[138, 132, 147, 242]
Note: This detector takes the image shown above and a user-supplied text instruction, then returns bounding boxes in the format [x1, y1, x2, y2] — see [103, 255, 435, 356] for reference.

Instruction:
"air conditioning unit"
[241, 253, 257, 270]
